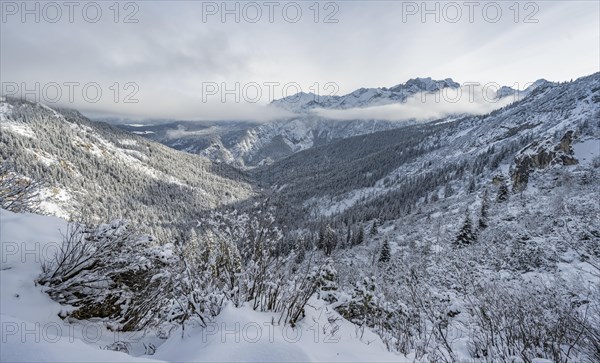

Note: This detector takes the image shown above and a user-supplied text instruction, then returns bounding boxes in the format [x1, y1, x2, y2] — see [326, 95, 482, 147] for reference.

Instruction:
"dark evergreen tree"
[370, 219, 379, 236]
[346, 225, 352, 245]
[468, 177, 476, 193]
[317, 224, 326, 250]
[323, 225, 338, 256]
[444, 183, 454, 198]
[378, 239, 391, 263]
[497, 181, 510, 202]
[455, 210, 477, 246]
[354, 227, 365, 246]
[295, 238, 306, 264]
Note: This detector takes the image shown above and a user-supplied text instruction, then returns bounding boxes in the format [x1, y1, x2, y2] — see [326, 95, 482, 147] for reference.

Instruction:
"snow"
[1, 122, 36, 139]
[1, 209, 401, 362]
[1, 315, 164, 363]
[152, 301, 400, 363]
[1, 209, 67, 318]
[573, 138, 600, 165]
[0, 100, 13, 121]
[34, 152, 58, 166]
[119, 139, 138, 146]
[37, 187, 73, 219]
[0, 209, 162, 362]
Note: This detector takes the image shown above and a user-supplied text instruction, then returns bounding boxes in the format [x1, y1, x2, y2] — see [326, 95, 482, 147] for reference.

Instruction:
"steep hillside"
[238, 74, 599, 362]
[0, 98, 253, 235]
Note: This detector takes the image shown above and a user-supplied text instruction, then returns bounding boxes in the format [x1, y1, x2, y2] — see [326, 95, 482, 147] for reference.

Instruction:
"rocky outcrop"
[511, 131, 578, 191]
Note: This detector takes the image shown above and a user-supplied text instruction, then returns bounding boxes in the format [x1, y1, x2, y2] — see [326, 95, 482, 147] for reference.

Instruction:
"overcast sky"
[1, 1, 599, 121]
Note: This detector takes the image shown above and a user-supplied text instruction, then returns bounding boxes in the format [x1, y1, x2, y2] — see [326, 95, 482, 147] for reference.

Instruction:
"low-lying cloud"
[313, 85, 520, 122]
[79, 97, 295, 123]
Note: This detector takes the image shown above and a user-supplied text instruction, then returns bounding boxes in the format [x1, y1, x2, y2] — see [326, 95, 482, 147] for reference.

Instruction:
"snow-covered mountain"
[270, 77, 461, 113]
[200, 116, 408, 168]
[268, 77, 552, 114]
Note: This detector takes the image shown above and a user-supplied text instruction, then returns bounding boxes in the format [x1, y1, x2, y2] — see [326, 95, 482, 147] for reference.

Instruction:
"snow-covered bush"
[465, 278, 593, 363]
[38, 220, 174, 331]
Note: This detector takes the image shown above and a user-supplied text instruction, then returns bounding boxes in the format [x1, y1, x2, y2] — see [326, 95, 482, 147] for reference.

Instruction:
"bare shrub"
[0, 161, 42, 213]
[465, 278, 593, 363]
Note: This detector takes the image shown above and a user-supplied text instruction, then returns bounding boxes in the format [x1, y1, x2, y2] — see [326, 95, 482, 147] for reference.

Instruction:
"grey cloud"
[1, 1, 598, 120]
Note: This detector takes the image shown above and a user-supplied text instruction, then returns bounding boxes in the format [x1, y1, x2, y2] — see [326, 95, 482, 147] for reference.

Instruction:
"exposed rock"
[492, 174, 506, 186]
[511, 131, 578, 191]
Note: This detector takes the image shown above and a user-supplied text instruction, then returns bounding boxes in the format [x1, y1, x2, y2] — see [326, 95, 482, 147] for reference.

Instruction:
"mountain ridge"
[269, 76, 552, 113]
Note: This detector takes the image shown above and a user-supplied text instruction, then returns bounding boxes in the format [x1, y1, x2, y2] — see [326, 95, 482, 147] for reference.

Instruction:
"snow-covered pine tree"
[317, 258, 338, 303]
[455, 209, 477, 246]
[323, 225, 338, 256]
[379, 239, 391, 263]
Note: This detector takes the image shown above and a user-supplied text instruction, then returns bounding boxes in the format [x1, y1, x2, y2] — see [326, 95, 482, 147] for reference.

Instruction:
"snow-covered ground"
[1, 209, 401, 362]
[573, 138, 600, 166]
[1, 209, 159, 362]
[152, 302, 399, 363]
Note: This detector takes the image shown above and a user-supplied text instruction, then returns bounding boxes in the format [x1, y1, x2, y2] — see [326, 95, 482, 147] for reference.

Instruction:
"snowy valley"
[1, 72, 599, 362]
[115, 77, 548, 169]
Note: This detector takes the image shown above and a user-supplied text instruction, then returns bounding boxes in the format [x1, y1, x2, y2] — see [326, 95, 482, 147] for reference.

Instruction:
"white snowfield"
[0, 209, 400, 363]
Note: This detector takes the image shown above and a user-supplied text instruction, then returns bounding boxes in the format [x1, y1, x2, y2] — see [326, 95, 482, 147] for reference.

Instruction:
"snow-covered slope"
[0, 209, 165, 363]
[0, 209, 400, 362]
[206, 116, 405, 168]
[152, 301, 399, 362]
[494, 78, 554, 99]
[0, 99, 253, 231]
